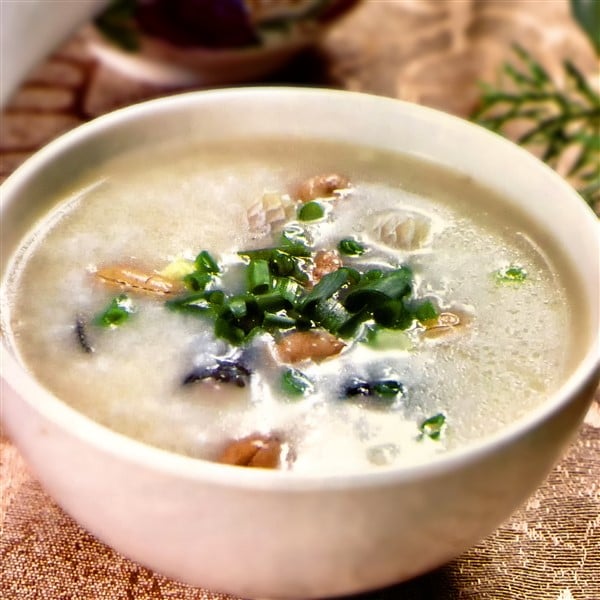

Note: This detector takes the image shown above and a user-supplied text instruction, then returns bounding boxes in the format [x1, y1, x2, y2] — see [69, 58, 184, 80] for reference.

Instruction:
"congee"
[1, 139, 581, 473]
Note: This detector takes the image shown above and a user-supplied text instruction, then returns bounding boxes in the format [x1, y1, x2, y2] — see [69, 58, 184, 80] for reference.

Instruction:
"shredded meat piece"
[311, 249, 343, 285]
[95, 264, 183, 296]
[275, 330, 345, 363]
[296, 173, 350, 202]
[218, 433, 282, 469]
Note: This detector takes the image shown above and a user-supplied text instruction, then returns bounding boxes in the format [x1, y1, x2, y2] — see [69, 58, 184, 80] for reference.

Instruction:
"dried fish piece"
[370, 210, 432, 251]
[95, 264, 183, 296]
[296, 173, 350, 202]
[275, 329, 345, 363]
[218, 433, 284, 469]
[246, 192, 296, 235]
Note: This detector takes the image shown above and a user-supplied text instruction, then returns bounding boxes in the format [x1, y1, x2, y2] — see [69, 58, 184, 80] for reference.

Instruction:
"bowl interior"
[1, 87, 598, 485]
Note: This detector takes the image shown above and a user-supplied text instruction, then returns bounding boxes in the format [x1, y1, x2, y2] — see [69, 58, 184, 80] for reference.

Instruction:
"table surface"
[1, 1, 599, 599]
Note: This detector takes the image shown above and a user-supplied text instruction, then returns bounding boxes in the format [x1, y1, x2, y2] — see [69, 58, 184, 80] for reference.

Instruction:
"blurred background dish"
[87, 0, 362, 85]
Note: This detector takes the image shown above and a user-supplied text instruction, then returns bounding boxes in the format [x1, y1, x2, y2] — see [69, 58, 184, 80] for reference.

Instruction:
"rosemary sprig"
[471, 45, 600, 215]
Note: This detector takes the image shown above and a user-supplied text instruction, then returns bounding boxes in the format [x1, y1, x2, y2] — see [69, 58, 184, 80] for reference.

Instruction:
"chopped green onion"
[183, 271, 212, 292]
[338, 238, 366, 256]
[373, 298, 412, 329]
[247, 259, 271, 295]
[95, 294, 133, 328]
[496, 265, 527, 283]
[301, 268, 354, 314]
[282, 368, 314, 397]
[298, 201, 325, 221]
[363, 327, 413, 351]
[227, 296, 248, 319]
[214, 316, 246, 345]
[313, 297, 352, 334]
[195, 250, 220, 274]
[344, 267, 413, 313]
[373, 380, 404, 397]
[414, 300, 439, 323]
[263, 312, 296, 329]
[419, 413, 446, 440]
[166, 291, 212, 314]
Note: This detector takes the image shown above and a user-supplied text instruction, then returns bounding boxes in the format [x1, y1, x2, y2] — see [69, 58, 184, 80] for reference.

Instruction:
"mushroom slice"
[247, 192, 295, 235]
[96, 264, 183, 296]
[296, 173, 350, 202]
[275, 330, 345, 364]
[370, 210, 432, 251]
[218, 433, 284, 469]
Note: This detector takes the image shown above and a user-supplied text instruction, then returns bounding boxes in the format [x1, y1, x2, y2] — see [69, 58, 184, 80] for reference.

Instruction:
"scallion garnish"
[338, 238, 366, 256]
[95, 294, 134, 328]
[414, 300, 439, 323]
[496, 265, 527, 283]
[419, 413, 446, 440]
[298, 201, 325, 221]
[195, 250, 220, 274]
[247, 259, 271, 295]
[282, 368, 314, 397]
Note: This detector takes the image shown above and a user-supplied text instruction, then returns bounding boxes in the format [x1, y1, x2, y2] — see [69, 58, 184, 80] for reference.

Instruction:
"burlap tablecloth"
[1, 1, 599, 598]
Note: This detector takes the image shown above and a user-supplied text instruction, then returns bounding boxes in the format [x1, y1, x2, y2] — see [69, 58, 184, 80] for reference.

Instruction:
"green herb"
[372, 380, 404, 397]
[570, 0, 600, 54]
[94, 0, 139, 52]
[194, 251, 220, 274]
[414, 300, 439, 323]
[344, 267, 413, 313]
[95, 294, 134, 327]
[183, 271, 213, 292]
[298, 201, 325, 221]
[495, 265, 528, 284]
[419, 413, 446, 441]
[247, 259, 271, 294]
[471, 44, 600, 213]
[281, 368, 314, 397]
[338, 238, 366, 256]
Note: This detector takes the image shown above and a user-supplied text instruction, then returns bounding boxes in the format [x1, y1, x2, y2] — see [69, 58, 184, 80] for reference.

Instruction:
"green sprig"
[471, 44, 600, 215]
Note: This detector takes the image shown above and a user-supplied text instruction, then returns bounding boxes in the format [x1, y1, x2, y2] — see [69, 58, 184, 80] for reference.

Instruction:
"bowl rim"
[1, 86, 599, 491]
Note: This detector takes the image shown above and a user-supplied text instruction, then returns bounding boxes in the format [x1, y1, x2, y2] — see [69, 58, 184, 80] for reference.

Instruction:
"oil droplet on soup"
[2, 139, 581, 474]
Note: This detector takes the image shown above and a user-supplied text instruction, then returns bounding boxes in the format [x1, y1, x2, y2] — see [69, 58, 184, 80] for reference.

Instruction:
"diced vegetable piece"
[247, 259, 271, 294]
[298, 201, 325, 221]
[159, 257, 196, 280]
[281, 368, 314, 397]
[496, 265, 527, 283]
[338, 238, 366, 256]
[183, 271, 213, 291]
[301, 268, 355, 314]
[195, 250, 220, 274]
[419, 413, 446, 440]
[263, 312, 296, 330]
[344, 267, 413, 313]
[94, 294, 134, 328]
[364, 327, 412, 351]
[414, 300, 438, 323]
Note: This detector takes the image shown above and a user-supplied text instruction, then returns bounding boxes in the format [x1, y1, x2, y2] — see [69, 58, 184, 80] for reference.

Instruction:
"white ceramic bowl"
[1, 88, 599, 599]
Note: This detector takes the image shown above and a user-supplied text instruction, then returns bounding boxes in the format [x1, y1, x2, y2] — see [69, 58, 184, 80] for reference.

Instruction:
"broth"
[1, 139, 580, 473]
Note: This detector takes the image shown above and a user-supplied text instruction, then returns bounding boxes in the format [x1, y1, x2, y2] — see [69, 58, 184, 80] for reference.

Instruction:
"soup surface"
[2, 139, 578, 473]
